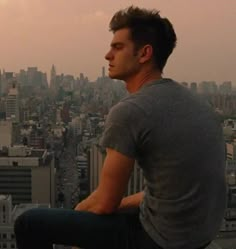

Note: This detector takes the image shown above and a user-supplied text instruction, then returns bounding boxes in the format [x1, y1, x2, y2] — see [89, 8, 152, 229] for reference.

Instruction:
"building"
[50, 64, 57, 90]
[190, 82, 198, 93]
[0, 195, 17, 249]
[0, 121, 13, 149]
[219, 81, 232, 95]
[89, 143, 105, 193]
[226, 143, 236, 161]
[6, 86, 20, 122]
[0, 146, 56, 206]
[1, 71, 15, 95]
[76, 154, 89, 200]
[0, 194, 49, 249]
[199, 81, 218, 95]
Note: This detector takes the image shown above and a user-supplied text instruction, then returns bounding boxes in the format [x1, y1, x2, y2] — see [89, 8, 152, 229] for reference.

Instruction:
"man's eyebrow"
[110, 42, 124, 47]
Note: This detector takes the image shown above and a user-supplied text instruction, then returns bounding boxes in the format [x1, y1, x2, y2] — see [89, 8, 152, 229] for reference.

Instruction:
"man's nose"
[105, 50, 113, 60]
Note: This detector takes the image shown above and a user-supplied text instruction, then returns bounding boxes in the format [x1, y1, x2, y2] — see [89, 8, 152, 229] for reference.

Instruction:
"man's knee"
[14, 208, 38, 236]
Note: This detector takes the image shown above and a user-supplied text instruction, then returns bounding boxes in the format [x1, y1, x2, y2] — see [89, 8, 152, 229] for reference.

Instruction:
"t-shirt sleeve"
[100, 101, 137, 158]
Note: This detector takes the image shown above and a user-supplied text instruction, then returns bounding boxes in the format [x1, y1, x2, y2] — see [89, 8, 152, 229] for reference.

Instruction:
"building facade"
[0, 146, 55, 206]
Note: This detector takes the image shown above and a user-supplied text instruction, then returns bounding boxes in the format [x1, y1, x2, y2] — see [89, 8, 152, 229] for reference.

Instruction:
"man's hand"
[74, 191, 100, 212]
[117, 192, 144, 212]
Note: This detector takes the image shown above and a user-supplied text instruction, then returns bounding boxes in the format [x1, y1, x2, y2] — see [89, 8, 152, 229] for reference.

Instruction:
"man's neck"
[126, 70, 162, 93]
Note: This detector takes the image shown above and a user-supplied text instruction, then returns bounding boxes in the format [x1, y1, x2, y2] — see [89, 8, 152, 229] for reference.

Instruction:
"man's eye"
[114, 45, 123, 50]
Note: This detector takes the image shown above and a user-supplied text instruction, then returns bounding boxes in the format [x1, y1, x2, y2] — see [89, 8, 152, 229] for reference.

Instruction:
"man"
[14, 6, 226, 249]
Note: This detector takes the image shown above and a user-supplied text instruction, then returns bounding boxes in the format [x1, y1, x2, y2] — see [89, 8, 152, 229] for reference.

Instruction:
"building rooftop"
[0, 194, 10, 201]
[0, 146, 53, 167]
[0, 146, 46, 158]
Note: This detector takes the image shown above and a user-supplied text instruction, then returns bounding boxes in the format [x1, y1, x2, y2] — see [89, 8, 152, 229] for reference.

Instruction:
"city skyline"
[0, 0, 235, 83]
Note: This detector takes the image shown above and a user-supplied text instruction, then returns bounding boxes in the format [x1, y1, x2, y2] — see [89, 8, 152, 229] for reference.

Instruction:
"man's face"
[105, 28, 141, 81]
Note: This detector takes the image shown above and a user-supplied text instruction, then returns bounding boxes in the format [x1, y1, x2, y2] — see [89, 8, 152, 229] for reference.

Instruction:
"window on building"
[2, 243, 6, 249]
[2, 234, 7, 239]
[11, 244, 15, 249]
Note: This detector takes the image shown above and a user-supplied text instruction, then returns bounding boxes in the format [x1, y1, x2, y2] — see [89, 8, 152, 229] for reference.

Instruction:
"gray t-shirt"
[100, 78, 226, 249]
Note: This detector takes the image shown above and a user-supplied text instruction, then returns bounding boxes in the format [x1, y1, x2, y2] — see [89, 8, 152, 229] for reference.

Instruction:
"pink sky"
[0, 0, 235, 83]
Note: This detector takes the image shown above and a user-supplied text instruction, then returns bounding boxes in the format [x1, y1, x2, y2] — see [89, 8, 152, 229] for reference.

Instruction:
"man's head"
[108, 6, 177, 73]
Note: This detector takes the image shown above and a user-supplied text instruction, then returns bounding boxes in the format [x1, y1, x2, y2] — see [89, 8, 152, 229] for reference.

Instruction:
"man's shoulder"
[108, 97, 143, 123]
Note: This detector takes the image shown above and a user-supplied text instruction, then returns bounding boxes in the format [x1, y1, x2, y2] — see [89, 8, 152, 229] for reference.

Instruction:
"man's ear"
[138, 45, 153, 64]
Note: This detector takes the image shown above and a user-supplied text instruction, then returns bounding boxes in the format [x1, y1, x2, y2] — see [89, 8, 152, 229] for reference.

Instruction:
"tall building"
[6, 86, 20, 122]
[199, 81, 218, 95]
[0, 146, 56, 206]
[0, 195, 16, 249]
[190, 82, 198, 93]
[226, 143, 236, 160]
[0, 194, 49, 249]
[0, 121, 13, 149]
[181, 82, 188, 88]
[219, 81, 232, 95]
[50, 64, 57, 90]
[27, 67, 38, 85]
[76, 155, 89, 200]
[0, 71, 16, 96]
[16, 67, 48, 92]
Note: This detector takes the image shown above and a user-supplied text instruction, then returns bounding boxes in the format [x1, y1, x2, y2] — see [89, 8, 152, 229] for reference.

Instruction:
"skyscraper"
[50, 64, 57, 90]
[6, 85, 20, 122]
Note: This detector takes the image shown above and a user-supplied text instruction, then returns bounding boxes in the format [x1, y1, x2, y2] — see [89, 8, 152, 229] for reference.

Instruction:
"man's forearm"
[117, 191, 144, 212]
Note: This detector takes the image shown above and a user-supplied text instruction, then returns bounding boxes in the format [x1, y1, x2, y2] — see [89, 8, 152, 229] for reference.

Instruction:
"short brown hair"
[109, 6, 177, 72]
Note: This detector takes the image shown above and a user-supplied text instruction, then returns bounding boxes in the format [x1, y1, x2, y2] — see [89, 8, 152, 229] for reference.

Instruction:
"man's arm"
[74, 148, 135, 214]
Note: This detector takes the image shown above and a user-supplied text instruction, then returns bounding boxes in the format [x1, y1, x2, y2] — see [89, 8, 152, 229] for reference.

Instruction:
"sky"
[0, 0, 235, 84]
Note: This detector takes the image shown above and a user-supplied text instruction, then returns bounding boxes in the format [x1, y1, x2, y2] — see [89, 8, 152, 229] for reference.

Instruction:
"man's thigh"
[15, 208, 130, 249]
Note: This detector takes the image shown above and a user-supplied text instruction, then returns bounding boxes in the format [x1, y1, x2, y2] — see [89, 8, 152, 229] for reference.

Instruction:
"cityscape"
[0, 66, 236, 249]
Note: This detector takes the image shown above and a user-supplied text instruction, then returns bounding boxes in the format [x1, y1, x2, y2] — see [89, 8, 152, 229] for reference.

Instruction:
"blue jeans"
[14, 208, 161, 249]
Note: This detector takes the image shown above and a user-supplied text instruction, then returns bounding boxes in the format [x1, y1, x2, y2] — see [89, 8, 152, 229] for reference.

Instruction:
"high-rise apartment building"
[89, 143, 105, 193]
[1, 71, 15, 95]
[6, 86, 20, 122]
[0, 121, 12, 149]
[199, 81, 218, 95]
[0, 146, 56, 206]
[219, 81, 232, 95]
[76, 155, 89, 201]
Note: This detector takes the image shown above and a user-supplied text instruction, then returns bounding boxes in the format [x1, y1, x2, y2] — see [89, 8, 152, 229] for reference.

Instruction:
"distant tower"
[6, 85, 20, 122]
[102, 66, 105, 78]
[190, 82, 198, 93]
[50, 65, 56, 89]
[1, 69, 7, 94]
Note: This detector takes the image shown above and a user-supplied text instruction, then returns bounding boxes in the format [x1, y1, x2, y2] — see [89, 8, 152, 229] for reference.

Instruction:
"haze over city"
[0, 0, 235, 83]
